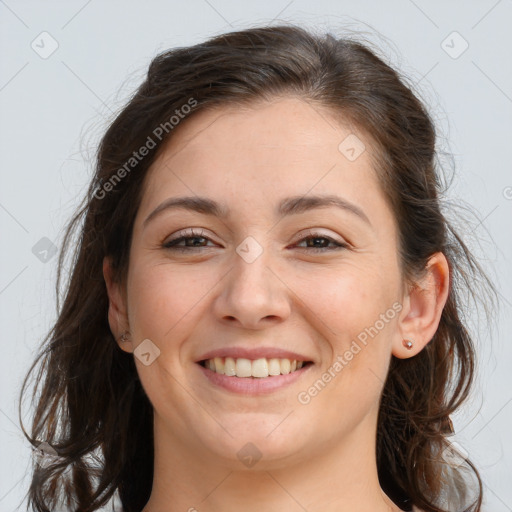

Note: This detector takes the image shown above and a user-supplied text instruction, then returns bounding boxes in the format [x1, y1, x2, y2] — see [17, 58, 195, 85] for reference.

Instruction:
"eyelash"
[162, 228, 348, 253]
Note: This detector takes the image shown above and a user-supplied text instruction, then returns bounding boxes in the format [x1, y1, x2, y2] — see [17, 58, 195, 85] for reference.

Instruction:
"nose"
[212, 243, 291, 330]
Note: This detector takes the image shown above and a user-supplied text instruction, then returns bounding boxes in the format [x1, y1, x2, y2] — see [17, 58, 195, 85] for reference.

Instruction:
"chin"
[198, 416, 309, 467]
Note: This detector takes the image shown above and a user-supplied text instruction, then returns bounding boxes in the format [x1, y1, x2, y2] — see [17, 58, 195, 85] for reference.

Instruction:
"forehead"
[160, 98, 363, 160]
[139, 97, 391, 226]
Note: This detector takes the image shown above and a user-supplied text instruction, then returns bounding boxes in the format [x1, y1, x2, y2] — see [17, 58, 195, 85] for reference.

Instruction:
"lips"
[195, 346, 313, 363]
[196, 356, 313, 395]
[194, 346, 315, 393]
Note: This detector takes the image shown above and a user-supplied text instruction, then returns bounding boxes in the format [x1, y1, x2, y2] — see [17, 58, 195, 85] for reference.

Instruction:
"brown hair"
[20, 24, 495, 512]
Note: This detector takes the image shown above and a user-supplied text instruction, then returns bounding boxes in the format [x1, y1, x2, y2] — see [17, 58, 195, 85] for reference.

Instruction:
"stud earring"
[402, 339, 414, 350]
[119, 330, 130, 343]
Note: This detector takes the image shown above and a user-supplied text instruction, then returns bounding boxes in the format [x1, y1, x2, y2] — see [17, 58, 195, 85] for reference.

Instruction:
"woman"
[20, 24, 494, 512]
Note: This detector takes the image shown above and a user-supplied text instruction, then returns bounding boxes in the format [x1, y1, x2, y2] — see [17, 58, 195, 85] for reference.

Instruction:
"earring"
[119, 330, 130, 343]
[402, 339, 414, 350]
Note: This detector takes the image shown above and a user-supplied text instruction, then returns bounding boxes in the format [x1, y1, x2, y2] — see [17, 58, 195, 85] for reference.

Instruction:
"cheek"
[124, 260, 218, 413]
[302, 263, 398, 389]
[126, 259, 217, 345]
[300, 263, 393, 337]
[293, 277, 396, 451]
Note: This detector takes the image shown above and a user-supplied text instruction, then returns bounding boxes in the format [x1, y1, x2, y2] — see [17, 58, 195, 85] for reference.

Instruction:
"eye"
[293, 230, 348, 253]
[162, 228, 348, 254]
[162, 228, 218, 252]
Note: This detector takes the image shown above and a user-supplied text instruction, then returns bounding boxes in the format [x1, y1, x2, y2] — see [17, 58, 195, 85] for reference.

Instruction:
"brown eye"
[163, 228, 217, 251]
[294, 232, 347, 253]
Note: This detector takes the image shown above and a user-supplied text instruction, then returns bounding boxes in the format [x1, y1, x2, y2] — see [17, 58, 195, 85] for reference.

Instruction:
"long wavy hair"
[20, 24, 495, 512]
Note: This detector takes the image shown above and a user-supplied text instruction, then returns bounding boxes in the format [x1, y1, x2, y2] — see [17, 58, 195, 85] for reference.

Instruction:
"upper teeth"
[204, 357, 305, 378]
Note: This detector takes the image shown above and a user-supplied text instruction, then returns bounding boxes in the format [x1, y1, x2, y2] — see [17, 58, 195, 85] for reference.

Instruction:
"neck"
[142, 413, 401, 512]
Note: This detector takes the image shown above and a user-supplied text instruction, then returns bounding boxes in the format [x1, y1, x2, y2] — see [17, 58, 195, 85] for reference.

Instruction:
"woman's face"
[118, 97, 407, 468]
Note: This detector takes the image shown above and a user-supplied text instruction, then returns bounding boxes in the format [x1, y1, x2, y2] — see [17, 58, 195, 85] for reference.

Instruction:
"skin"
[104, 97, 449, 512]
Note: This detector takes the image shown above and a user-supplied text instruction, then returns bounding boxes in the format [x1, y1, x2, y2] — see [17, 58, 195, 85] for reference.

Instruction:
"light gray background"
[1, 1, 511, 510]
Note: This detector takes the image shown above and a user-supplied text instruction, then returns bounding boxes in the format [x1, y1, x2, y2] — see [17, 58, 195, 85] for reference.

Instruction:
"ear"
[393, 252, 450, 359]
[103, 257, 133, 354]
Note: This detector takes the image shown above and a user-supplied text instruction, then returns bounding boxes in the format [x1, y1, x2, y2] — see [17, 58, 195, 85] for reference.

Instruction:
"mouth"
[198, 357, 314, 378]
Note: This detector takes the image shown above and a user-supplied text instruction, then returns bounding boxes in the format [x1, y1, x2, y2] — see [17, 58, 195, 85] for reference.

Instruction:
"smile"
[199, 357, 312, 378]
[196, 357, 314, 395]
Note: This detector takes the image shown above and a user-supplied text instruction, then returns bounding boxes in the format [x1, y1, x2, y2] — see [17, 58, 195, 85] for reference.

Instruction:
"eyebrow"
[143, 193, 371, 228]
